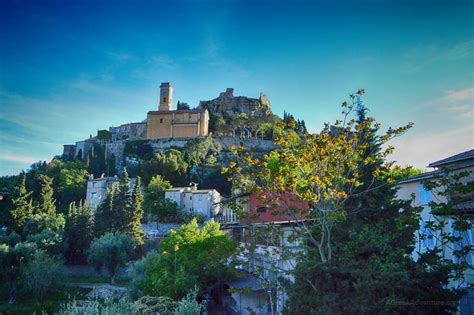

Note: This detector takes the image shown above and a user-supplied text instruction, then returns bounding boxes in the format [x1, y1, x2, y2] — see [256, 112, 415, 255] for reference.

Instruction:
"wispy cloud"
[388, 124, 474, 169]
[401, 40, 474, 74]
[444, 87, 474, 102]
[0, 153, 48, 165]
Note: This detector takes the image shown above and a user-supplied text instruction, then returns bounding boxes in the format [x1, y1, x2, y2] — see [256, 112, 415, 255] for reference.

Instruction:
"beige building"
[146, 82, 209, 139]
[397, 149, 474, 314]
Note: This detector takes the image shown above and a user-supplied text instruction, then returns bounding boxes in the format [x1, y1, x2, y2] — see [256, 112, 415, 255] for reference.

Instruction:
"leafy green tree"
[8, 175, 34, 234]
[88, 233, 135, 284]
[130, 176, 145, 247]
[43, 159, 89, 211]
[226, 91, 462, 314]
[65, 200, 94, 264]
[127, 250, 160, 299]
[183, 137, 220, 167]
[143, 175, 175, 221]
[21, 249, 63, 303]
[26, 228, 65, 258]
[143, 219, 237, 299]
[0, 240, 37, 304]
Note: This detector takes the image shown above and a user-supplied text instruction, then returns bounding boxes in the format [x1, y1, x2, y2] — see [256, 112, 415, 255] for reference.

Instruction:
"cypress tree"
[65, 200, 94, 264]
[112, 168, 132, 233]
[8, 175, 33, 234]
[94, 185, 116, 236]
[37, 175, 56, 216]
[129, 176, 145, 247]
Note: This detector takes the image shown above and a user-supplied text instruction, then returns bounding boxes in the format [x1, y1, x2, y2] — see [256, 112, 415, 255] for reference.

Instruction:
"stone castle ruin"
[199, 88, 271, 119]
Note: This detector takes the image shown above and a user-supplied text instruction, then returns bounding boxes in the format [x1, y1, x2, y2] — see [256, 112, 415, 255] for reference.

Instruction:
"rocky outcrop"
[199, 88, 271, 119]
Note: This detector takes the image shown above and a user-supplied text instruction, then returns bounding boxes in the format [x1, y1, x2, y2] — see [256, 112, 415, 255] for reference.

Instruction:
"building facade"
[164, 184, 221, 218]
[85, 175, 119, 210]
[146, 82, 209, 140]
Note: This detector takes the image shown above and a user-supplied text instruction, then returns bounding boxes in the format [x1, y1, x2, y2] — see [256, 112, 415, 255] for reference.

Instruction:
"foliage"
[176, 101, 191, 110]
[130, 176, 145, 247]
[39, 159, 89, 212]
[21, 249, 63, 303]
[134, 295, 177, 314]
[127, 250, 160, 299]
[88, 233, 135, 284]
[95, 169, 134, 236]
[140, 149, 188, 186]
[97, 129, 112, 141]
[36, 174, 56, 216]
[56, 296, 134, 315]
[125, 140, 153, 159]
[143, 219, 237, 299]
[0, 240, 38, 304]
[7, 175, 33, 234]
[226, 90, 463, 313]
[173, 286, 206, 315]
[26, 228, 65, 258]
[183, 137, 221, 167]
[65, 200, 94, 264]
[94, 186, 116, 237]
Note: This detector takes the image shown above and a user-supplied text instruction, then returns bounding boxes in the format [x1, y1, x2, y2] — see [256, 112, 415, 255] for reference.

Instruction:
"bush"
[21, 250, 63, 303]
[174, 287, 206, 315]
[127, 250, 160, 299]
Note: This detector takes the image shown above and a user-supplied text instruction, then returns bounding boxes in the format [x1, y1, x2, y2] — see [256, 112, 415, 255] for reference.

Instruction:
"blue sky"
[1, 0, 473, 176]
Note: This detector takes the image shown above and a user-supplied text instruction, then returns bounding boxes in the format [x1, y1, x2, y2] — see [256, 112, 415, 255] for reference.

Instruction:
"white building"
[397, 149, 474, 314]
[164, 184, 221, 218]
[85, 175, 136, 211]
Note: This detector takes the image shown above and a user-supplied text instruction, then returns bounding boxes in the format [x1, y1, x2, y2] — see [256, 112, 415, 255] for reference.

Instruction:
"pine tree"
[65, 200, 94, 264]
[8, 175, 33, 234]
[129, 176, 145, 247]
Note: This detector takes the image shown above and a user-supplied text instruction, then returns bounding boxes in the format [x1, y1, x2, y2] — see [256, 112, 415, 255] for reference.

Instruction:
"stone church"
[146, 82, 210, 139]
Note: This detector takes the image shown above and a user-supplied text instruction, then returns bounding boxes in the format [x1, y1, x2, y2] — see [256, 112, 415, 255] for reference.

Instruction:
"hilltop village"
[62, 83, 282, 174]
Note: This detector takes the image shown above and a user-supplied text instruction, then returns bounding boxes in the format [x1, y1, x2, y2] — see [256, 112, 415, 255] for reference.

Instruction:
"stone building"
[164, 184, 221, 218]
[146, 82, 209, 139]
[109, 122, 147, 141]
[85, 175, 119, 210]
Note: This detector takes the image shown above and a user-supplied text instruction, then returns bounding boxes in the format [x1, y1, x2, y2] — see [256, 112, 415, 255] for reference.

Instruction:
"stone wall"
[109, 122, 146, 142]
[106, 140, 126, 171]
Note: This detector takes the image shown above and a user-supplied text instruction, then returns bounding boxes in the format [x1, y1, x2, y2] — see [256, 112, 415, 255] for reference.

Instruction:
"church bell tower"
[159, 82, 173, 111]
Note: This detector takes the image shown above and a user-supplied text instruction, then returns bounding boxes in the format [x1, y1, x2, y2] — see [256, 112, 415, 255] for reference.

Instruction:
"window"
[160, 118, 163, 123]
[190, 195, 192, 200]
[450, 219, 473, 265]
[418, 184, 432, 205]
[163, 97, 166, 102]
[256, 206, 267, 213]
[91, 192, 98, 200]
[419, 220, 436, 250]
